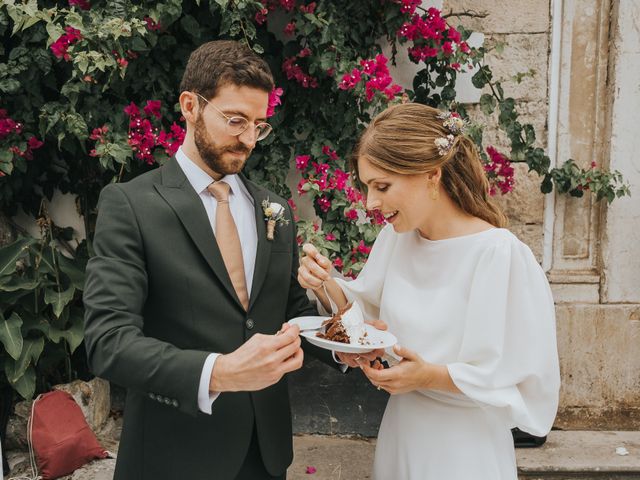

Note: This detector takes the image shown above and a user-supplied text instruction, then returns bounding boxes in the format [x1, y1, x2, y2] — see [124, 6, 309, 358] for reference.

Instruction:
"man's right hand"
[209, 323, 303, 393]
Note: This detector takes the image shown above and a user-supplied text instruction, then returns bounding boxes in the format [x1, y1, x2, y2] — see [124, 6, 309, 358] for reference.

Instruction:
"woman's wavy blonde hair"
[351, 103, 507, 228]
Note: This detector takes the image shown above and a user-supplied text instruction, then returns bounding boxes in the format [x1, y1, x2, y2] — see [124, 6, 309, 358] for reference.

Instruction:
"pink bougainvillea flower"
[447, 27, 461, 43]
[255, 8, 268, 25]
[295, 155, 310, 171]
[50, 26, 83, 61]
[283, 21, 296, 36]
[339, 68, 362, 90]
[299, 2, 316, 14]
[321, 145, 338, 160]
[297, 178, 309, 195]
[144, 16, 162, 31]
[282, 56, 318, 88]
[68, 0, 90, 10]
[485, 146, 515, 195]
[280, 0, 296, 12]
[345, 208, 358, 221]
[143, 100, 162, 119]
[441, 41, 454, 55]
[27, 137, 44, 150]
[317, 196, 331, 212]
[305, 465, 317, 474]
[356, 240, 372, 255]
[124, 102, 140, 117]
[267, 87, 283, 117]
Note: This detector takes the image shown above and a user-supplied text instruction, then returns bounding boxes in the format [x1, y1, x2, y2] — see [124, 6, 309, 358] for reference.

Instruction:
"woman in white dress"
[298, 103, 560, 480]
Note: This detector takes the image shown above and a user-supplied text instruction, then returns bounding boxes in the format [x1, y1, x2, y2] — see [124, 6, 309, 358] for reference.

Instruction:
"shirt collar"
[175, 147, 243, 197]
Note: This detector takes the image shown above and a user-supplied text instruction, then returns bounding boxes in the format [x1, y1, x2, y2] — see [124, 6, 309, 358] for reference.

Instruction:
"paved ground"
[5, 430, 640, 479]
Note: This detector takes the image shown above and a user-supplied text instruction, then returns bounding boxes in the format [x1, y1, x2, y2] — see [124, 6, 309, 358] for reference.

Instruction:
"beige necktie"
[207, 181, 249, 311]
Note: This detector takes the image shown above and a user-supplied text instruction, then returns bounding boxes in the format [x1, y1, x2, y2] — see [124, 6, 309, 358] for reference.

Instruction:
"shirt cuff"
[198, 353, 221, 414]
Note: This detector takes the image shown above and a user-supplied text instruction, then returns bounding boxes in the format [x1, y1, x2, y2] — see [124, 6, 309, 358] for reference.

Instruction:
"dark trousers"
[235, 424, 286, 480]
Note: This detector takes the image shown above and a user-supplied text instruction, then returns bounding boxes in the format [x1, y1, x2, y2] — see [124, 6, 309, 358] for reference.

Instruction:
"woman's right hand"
[298, 243, 332, 291]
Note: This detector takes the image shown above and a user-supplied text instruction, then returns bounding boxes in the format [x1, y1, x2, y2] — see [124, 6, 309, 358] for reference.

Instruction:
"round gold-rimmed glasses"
[195, 93, 273, 141]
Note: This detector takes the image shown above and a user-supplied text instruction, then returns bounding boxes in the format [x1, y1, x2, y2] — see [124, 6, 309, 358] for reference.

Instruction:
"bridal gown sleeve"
[334, 225, 397, 322]
[446, 237, 561, 436]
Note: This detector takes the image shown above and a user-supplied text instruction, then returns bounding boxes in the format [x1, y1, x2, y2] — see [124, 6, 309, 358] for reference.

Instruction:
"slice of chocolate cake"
[316, 303, 352, 344]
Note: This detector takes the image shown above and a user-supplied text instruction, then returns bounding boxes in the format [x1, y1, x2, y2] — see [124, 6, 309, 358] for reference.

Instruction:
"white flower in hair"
[434, 134, 455, 156]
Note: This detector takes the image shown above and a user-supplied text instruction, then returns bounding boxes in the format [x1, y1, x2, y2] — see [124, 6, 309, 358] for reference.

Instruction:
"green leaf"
[541, 174, 553, 194]
[44, 286, 75, 318]
[7, 364, 36, 400]
[57, 253, 85, 291]
[0, 237, 36, 277]
[51, 312, 84, 353]
[5, 336, 44, 383]
[0, 312, 23, 360]
[479, 94, 496, 115]
[20, 314, 50, 336]
[471, 65, 492, 89]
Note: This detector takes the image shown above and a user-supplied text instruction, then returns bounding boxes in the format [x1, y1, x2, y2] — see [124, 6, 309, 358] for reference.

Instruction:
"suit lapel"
[154, 158, 244, 310]
[239, 175, 272, 310]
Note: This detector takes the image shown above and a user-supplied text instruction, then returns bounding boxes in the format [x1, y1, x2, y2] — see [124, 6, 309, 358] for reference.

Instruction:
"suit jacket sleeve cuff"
[198, 353, 221, 414]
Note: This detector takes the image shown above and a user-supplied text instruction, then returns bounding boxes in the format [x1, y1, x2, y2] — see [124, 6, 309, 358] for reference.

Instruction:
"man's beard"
[194, 114, 252, 176]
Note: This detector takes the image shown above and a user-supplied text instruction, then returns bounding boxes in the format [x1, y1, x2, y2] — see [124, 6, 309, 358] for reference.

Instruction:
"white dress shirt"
[175, 147, 258, 414]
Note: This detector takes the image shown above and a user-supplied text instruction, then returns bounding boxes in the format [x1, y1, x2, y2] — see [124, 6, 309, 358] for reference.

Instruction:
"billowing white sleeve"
[447, 239, 560, 436]
[334, 225, 397, 322]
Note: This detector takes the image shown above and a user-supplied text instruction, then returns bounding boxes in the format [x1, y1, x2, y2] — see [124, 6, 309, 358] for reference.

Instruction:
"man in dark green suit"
[83, 40, 332, 480]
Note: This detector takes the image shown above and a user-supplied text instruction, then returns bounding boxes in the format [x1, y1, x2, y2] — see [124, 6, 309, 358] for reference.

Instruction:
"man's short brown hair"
[179, 40, 274, 100]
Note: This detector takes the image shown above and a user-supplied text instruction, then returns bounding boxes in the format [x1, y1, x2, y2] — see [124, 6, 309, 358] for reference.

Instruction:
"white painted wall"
[601, 0, 640, 303]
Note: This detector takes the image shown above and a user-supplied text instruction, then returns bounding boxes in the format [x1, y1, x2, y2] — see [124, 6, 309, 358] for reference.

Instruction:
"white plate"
[288, 315, 329, 332]
[301, 323, 397, 353]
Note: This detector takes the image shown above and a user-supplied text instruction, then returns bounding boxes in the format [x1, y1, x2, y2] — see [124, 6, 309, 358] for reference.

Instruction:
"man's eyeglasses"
[195, 93, 273, 141]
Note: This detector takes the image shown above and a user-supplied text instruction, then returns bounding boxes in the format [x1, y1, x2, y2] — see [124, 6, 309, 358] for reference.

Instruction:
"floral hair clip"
[434, 111, 466, 155]
[436, 111, 466, 135]
[434, 134, 456, 156]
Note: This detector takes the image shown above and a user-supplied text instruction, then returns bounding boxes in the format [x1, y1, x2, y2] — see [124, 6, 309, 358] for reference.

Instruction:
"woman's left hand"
[359, 345, 431, 395]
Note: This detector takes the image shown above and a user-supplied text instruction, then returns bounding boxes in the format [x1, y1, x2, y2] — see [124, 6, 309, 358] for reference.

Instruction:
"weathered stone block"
[493, 163, 546, 224]
[484, 33, 550, 102]
[508, 222, 543, 263]
[555, 304, 640, 429]
[444, 0, 550, 34]
[53, 377, 111, 431]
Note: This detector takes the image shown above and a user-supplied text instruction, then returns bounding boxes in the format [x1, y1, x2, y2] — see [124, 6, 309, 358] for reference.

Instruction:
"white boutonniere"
[262, 199, 289, 240]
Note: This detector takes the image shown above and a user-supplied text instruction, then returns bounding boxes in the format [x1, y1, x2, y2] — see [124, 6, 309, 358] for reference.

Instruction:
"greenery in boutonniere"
[262, 199, 289, 240]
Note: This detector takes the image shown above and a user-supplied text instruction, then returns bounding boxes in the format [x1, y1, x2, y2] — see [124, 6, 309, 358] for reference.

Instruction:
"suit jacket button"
[172, 399, 179, 408]
[245, 318, 255, 330]
[149, 393, 156, 400]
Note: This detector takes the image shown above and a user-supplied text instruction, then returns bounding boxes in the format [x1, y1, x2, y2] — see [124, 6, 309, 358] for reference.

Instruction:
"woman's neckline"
[415, 227, 501, 244]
